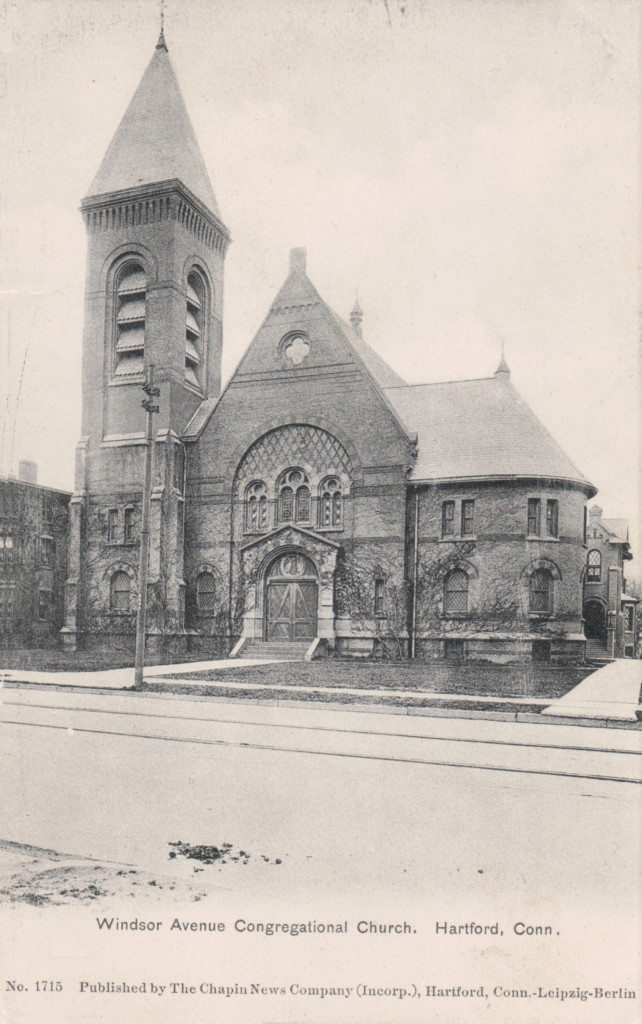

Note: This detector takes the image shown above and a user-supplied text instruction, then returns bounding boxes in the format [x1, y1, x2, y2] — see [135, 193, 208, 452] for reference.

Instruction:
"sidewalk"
[0, 658, 283, 690]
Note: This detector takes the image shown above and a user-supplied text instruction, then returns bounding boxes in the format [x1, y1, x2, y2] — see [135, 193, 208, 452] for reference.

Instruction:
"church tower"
[62, 31, 229, 650]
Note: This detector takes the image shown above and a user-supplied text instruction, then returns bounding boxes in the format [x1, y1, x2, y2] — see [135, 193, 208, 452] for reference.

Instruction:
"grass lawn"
[158, 659, 594, 699]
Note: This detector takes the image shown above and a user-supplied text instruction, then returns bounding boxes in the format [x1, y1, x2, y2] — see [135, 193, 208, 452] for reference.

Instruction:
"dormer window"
[185, 271, 205, 388]
[115, 262, 146, 376]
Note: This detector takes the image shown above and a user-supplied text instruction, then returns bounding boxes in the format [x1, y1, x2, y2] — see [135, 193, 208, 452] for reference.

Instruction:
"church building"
[62, 33, 603, 665]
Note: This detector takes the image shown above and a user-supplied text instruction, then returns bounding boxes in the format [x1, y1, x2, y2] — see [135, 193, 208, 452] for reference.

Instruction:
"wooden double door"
[265, 554, 318, 641]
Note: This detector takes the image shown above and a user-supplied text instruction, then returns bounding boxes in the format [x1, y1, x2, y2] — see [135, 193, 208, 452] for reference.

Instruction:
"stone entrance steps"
[585, 638, 613, 665]
[235, 639, 311, 662]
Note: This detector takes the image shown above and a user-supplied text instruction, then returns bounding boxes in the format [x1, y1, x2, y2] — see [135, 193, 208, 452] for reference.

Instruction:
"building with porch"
[62, 32, 612, 665]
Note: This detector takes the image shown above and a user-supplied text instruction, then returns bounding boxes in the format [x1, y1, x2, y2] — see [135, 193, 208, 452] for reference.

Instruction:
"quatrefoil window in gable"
[281, 332, 311, 366]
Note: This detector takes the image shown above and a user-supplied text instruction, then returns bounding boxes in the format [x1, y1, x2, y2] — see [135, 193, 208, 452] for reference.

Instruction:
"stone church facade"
[63, 33, 601, 665]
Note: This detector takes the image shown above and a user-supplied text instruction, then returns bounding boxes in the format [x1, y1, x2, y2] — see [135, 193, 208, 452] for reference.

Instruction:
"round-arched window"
[115, 262, 146, 377]
[245, 481, 268, 532]
[278, 469, 310, 525]
[319, 476, 342, 528]
[196, 572, 216, 616]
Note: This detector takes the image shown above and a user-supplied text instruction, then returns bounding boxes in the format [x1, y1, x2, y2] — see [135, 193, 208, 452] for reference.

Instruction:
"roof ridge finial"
[350, 291, 364, 337]
[156, 0, 167, 50]
[495, 338, 510, 378]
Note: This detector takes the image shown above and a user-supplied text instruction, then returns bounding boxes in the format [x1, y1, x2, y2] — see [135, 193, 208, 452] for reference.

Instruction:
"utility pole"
[134, 366, 160, 686]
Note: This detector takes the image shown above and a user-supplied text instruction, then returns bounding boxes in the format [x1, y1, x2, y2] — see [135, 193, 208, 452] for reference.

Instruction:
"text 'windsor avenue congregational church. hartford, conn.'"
[37, 28, 634, 667]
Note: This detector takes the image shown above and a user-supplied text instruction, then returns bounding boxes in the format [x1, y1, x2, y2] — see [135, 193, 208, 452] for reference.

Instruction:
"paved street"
[1, 687, 639, 907]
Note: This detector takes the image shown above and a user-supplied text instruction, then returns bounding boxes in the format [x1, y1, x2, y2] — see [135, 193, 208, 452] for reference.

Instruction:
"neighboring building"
[61, 33, 621, 665]
[0, 465, 70, 647]
[583, 505, 638, 660]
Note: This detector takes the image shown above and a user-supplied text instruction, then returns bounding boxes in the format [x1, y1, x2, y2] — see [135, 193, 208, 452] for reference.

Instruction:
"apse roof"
[383, 375, 594, 489]
[87, 36, 221, 217]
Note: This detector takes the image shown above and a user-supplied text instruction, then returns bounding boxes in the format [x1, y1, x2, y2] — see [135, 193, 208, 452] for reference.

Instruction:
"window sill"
[439, 535, 476, 543]
[529, 612, 553, 621]
[316, 525, 343, 533]
[441, 612, 469, 620]
[526, 535, 559, 542]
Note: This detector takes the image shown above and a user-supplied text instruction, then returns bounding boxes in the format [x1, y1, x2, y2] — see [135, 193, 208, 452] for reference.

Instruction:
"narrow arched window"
[115, 262, 146, 376]
[245, 481, 268, 532]
[444, 569, 468, 613]
[296, 485, 310, 522]
[587, 549, 601, 582]
[185, 271, 205, 388]
[280, 486, 293, 522]
[110, 571, 131, 613]
[196, 572, 216, 617]
[529, 569, 552, 613]
[319, 477, 342, 528]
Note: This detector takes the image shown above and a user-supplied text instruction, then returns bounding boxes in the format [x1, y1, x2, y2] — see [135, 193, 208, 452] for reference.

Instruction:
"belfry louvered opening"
[115, 262, 146, 376]
[185, 271, 204, 387]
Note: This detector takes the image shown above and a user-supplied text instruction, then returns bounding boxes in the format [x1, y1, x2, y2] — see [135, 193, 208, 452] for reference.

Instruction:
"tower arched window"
[185, 271, 205, 388]
[278, 469, 310, 525]
[319, 477, 343, 528]
[587, 549, 601, 582]
[115, 262, 146, 376]
[110, 570, 131, 613]
[529, 569, 552, 613]
[196, 572, 216, 617]
[245, 481, 268, 532]
[443, 569, 468, 614]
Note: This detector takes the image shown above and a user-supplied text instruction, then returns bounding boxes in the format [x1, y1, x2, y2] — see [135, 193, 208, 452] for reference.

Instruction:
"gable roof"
[601, 518, 629, 543]
[383, 375, 595, 490]
[86, 37, 221, 217]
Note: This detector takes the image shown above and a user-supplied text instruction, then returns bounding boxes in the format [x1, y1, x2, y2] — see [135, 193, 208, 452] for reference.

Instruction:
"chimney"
[18, 460, 38, 484]
[589, 505, 602, 521]
[289, 247, 307, 274]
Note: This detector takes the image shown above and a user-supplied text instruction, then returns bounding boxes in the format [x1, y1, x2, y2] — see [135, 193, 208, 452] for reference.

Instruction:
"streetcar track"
[2, 718, 640, 784]
[1, 698, 639, 758]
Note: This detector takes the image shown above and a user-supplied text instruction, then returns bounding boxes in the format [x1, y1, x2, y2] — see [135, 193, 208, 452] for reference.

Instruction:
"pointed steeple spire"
[87, 37, 221, 217]
[495, 340, 510, 379]
[156, 0, 167, 50]
[349, 293, 363, 337]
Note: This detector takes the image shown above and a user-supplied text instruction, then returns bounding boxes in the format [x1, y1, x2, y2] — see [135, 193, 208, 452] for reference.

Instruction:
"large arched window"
[529, 569, 552, 613]
[278, 469, 310, 525]
[319, 477, 342, 528]
[185, 270, 206, 388]
[196, 572, 216, 617]
[245, 481, 268, 532]
[587, 549, 601, 582]
[115, 262, 146, 376]
[444, 569, 469, 614]
[110, 571, 131, 613]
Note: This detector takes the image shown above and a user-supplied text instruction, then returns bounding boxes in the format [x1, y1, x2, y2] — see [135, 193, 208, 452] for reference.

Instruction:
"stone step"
[237, 639, 311, 661]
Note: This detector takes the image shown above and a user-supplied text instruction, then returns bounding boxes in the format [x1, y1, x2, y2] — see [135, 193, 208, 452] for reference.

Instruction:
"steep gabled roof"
[325, 308, 406, 389]
[87, 37, 221, 216]
[383, 375, 595, 490]
[602, 518, 629, 544]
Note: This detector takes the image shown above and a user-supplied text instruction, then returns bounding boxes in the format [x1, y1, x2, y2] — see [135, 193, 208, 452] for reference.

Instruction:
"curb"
[3, 679, 640, 730]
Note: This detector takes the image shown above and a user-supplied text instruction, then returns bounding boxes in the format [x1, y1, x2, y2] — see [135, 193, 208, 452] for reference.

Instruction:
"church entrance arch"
[583, 599, 606, 642]
[265, 552, 318, 641]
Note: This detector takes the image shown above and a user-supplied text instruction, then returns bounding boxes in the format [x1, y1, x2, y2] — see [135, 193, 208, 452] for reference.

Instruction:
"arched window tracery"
[278, 469, 310, 525]
[245, 481, 268, 532]
[319, 477, 342, 528]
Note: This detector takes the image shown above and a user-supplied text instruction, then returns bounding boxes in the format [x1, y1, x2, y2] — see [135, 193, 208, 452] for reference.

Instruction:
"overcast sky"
[0, 0, 639, 567]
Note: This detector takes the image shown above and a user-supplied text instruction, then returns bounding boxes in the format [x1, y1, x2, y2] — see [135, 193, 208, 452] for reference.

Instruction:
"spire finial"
[156, 0, 167, 49]
[495, 339, 510, 378]
[350, 291, 363, 337]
